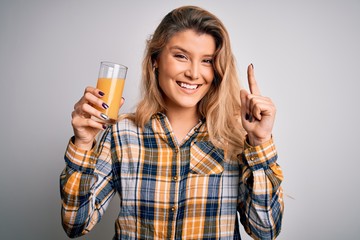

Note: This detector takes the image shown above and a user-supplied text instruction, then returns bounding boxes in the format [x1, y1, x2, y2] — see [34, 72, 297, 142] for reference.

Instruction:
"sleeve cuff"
[64, 137, 98, 173]
[243, 136, 278, 171]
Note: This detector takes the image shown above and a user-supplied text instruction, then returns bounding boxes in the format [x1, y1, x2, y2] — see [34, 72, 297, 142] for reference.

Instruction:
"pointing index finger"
[247, 63, 261, 95]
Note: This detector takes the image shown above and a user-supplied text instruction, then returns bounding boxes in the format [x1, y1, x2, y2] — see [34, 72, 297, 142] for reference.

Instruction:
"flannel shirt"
[60, 113, 283, 239]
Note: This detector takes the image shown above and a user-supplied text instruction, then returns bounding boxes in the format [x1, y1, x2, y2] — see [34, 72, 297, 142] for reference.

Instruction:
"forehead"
[165, 29, 216, 55]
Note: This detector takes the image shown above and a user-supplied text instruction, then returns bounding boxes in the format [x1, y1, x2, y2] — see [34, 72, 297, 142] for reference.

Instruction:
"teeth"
[179, 82, 198, 90]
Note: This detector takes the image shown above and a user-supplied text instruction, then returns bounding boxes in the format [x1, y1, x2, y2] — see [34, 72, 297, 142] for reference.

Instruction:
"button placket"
[169, 144, 180, 234]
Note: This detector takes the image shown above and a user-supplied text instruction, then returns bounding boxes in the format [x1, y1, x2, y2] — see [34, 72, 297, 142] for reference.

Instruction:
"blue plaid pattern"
[60, 113, 283, 239]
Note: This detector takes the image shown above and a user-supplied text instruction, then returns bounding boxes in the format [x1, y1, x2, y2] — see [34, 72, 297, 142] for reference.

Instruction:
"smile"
[176, 81, 202, 90]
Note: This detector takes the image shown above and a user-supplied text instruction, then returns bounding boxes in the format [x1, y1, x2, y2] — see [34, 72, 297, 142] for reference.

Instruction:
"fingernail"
[250, 63, 254, 69]
[122, 97, 125, 101]
[102, 103, 109, 109]
[100, 113, 109, 120]
[102, 124, 107, 130]
[99, 91, 105, 96]
[245, 113, 250, 120]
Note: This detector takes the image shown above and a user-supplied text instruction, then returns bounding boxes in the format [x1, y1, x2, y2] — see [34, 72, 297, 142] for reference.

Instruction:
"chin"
[179, 99, 202, 108]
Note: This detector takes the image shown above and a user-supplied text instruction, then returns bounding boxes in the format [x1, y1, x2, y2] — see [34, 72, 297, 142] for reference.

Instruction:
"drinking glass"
[95, 61, 127, 124]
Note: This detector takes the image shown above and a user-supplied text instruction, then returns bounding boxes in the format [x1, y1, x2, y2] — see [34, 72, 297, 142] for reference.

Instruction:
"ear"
[153, 60, 158, 68]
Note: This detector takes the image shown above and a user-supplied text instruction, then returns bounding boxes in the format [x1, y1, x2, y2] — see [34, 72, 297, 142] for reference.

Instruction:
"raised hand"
[240, 64, 276, 146]
[71, 86, 124, 149]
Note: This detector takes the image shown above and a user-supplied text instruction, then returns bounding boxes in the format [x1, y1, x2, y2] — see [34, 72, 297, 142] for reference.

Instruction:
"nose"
[185, 62, 199, 80]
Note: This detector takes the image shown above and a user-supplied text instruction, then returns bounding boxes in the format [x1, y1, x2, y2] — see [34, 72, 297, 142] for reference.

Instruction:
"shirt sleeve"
[60, 130, 115, 238]
[237, 137, 284, 240]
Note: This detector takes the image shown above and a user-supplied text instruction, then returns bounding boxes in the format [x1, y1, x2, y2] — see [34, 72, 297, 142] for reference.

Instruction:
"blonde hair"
[134, 6, 246, 152]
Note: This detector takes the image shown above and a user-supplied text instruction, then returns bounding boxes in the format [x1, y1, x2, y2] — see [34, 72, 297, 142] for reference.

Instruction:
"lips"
[176, 81, 202, 90]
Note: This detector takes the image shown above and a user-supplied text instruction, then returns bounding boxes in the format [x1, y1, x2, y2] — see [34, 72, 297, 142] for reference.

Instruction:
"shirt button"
[173, 176, 178, 181]
[171, 207, 176, 211]
[250, 157, 255, 161]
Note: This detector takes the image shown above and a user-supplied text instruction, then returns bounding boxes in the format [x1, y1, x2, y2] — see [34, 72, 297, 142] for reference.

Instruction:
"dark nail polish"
[122, 97, 125, 101]
[102, 124, 107, 130]
[245, 113, 250, 120]
[248, 115, 253, 122]
[99, 91, 105, 96]
[250, 63, 254, 69]
[100, 113, 109, 120]
[102, 103, 109, 109]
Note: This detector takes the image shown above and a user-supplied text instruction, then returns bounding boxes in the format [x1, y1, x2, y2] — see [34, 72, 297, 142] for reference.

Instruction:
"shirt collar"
[150, 112, 207, 147]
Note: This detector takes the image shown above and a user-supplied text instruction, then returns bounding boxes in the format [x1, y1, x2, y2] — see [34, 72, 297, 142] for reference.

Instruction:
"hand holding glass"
[94, 62, 127, 124]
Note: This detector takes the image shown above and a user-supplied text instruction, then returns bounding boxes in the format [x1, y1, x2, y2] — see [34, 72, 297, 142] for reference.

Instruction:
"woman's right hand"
[71, 86, 122, 150]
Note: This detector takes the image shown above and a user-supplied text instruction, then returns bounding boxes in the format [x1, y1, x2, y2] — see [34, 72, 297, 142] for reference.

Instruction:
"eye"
[202, 59, 213, 64]
[174, 54, 188, 60]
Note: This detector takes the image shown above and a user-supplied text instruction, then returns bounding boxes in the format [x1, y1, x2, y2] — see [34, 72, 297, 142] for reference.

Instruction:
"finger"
[248, 95, 273, 113]
[247, 64, 261, 95]
[85, 118, 107, 130]
[245, 94, 272, 122]
[73, 100, 108, 121]
[240, 89, 250, 120]
[72, 114, 106, 131]
[74, 90, 108, 115]
[249, 99, 276, 121]
[84, 92, 108, 110]
[81, 103, 109, 121]
[73, 101, 91, 118]
[119, 97, 125, 108]
[72, 108, 89, 119]
[242, 89, 261, 122]
[84, 86, 105, 97]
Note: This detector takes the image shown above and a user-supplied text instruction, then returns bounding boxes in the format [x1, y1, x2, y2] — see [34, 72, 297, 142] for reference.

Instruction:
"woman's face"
[156, 29, 215, 112]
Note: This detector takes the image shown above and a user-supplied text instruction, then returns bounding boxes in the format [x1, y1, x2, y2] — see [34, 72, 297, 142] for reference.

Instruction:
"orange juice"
[95, 77, 125, 123]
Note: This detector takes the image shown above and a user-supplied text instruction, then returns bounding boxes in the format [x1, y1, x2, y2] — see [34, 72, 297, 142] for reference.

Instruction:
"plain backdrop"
[1, 0, 359, 239]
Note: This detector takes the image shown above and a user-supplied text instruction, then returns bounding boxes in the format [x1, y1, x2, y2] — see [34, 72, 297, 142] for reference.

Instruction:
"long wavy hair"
[134, 5, 246, 153]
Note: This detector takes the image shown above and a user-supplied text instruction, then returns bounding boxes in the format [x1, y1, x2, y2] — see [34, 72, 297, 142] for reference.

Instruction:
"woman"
[61, 5, 284, 239]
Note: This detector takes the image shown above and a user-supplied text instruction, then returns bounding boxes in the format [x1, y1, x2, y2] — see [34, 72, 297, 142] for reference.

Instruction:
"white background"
[0, 0, 359, 239]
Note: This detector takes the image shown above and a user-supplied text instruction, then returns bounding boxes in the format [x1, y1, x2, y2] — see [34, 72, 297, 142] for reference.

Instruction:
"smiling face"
[155, 29, 216, 114]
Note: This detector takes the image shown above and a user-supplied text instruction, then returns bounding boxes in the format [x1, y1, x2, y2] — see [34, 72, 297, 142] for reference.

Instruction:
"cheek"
[157, 66, 170, 86]
[158, 75, 167, 93]
[157, 69, 173, 95]
[157, 65, 176, 84]
[204, 69, 215, 84]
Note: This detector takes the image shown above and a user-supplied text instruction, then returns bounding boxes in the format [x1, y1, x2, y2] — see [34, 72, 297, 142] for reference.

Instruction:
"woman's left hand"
[240, 64, 276, 146]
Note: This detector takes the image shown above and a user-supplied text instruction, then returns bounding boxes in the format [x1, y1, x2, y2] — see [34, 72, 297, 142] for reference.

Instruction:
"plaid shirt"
[60, 113, 283, 239]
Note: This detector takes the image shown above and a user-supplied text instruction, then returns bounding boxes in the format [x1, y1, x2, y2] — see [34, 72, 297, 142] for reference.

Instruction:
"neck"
[165, 107, 200, 143]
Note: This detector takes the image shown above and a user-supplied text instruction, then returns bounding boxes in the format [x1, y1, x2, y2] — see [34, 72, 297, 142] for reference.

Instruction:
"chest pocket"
[190, 141, 224, 174]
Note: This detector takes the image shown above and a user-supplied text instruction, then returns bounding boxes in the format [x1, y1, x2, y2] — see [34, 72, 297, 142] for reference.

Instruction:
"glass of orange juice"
[95, 61, 127, 124]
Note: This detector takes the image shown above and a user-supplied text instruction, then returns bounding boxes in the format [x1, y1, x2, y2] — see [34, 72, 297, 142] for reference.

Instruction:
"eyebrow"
[169, 46, 214, 58]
